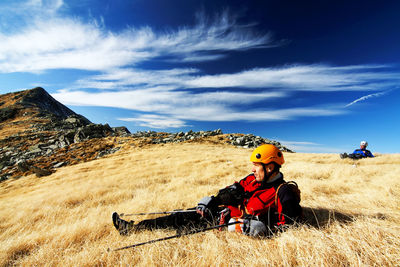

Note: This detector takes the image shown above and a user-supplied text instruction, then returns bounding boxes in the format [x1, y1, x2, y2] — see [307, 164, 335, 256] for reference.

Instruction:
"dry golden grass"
[1, 142, 399, 266]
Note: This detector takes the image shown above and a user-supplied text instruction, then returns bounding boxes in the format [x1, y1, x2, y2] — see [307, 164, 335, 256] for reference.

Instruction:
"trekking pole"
[109, 220, 242, 252]
[120, 209, 196, 217]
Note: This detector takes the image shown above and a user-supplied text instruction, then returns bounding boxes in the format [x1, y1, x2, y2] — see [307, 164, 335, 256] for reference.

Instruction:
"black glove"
[215, 183, 245, 206]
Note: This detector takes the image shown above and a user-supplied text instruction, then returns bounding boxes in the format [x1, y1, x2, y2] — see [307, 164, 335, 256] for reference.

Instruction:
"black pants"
[341, 153, 364, 159]
[135, 209, 220, 232]
[348, 153, 364, 159]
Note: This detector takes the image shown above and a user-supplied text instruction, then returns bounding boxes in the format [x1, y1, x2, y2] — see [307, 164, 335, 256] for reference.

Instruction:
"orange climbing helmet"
[250, 144, 285, 166]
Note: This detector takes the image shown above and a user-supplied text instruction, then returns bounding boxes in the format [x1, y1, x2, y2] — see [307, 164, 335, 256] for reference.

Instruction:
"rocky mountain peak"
[19, 87, 77, 119]
[0, 87, 129, 181]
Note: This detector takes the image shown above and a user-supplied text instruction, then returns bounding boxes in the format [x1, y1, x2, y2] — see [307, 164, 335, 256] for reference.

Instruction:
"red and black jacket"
[214, 173, 302, 227]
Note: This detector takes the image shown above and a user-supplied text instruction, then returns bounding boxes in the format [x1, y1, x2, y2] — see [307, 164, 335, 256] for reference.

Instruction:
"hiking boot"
[112, 212, 135, 236]
[340, 153, 348, 159]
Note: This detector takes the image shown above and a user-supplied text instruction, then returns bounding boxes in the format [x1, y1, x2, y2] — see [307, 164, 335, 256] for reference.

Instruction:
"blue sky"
[0, 0, 399, 153]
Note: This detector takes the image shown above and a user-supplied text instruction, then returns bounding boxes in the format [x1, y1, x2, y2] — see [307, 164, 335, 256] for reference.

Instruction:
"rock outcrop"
[129, 129, 292, 152]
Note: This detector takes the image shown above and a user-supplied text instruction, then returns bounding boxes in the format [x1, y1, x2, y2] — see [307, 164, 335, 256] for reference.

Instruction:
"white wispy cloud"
[71, 68, 200, 90]
[52, 89, 287, 114]
[153, 11, 277, 61]
[345, 91, 389, 107]
[52, 88, 345, 128]
[118, 115, 189, 129]
[0, 19, 154, 73]
[0, 7, 274, 73]
[69, 64, 400, 94]
[184, 64, 400, 91]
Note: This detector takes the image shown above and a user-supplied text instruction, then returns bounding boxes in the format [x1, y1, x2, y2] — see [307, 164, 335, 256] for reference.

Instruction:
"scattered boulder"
[30, 166, 52, 177]
[52, 162, 66, 168]
[96, 147, 121, 158]
[17, 161, 30, 172]
[112, 127, 131, 137]
[227, 134, 292, 152]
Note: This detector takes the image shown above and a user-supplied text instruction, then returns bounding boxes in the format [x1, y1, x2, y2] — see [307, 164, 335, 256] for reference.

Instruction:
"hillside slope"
[1, 142, 399, 266]
[0, 87, 292, 181]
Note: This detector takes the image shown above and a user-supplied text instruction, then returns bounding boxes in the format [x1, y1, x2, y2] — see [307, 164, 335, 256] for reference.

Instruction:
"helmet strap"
[262, 163, 274, 182]
[262, 162, 281, 183]
[262, 164, 267, 180]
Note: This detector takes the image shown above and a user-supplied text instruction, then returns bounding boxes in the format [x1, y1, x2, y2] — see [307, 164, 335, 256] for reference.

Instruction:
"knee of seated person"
[246, 220, 267, 237]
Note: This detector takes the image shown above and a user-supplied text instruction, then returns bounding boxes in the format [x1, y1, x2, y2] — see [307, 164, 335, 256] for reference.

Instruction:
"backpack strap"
[275, 181, 301, 206]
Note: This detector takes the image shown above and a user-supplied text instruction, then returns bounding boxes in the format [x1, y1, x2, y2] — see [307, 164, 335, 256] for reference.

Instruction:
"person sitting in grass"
[112, 144, 303, 237]
[340, 141, 374, 159]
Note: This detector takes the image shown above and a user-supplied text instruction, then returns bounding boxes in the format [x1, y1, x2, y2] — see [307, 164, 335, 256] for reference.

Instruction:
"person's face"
[252, 162, 277, 182]
[252, 162, 265, 182]
[360, 144, 366, 150]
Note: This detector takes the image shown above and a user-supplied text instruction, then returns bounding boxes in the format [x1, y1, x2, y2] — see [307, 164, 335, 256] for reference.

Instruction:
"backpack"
[275, 181, 301, 206]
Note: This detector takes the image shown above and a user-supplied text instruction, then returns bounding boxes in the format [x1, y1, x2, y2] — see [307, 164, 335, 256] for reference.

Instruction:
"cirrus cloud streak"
[52, 88, 345, 128]
[0, 9, 274, 73]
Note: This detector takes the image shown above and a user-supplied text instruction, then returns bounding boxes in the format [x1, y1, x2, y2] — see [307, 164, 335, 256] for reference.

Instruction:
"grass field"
[1, 142, 399, 266]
